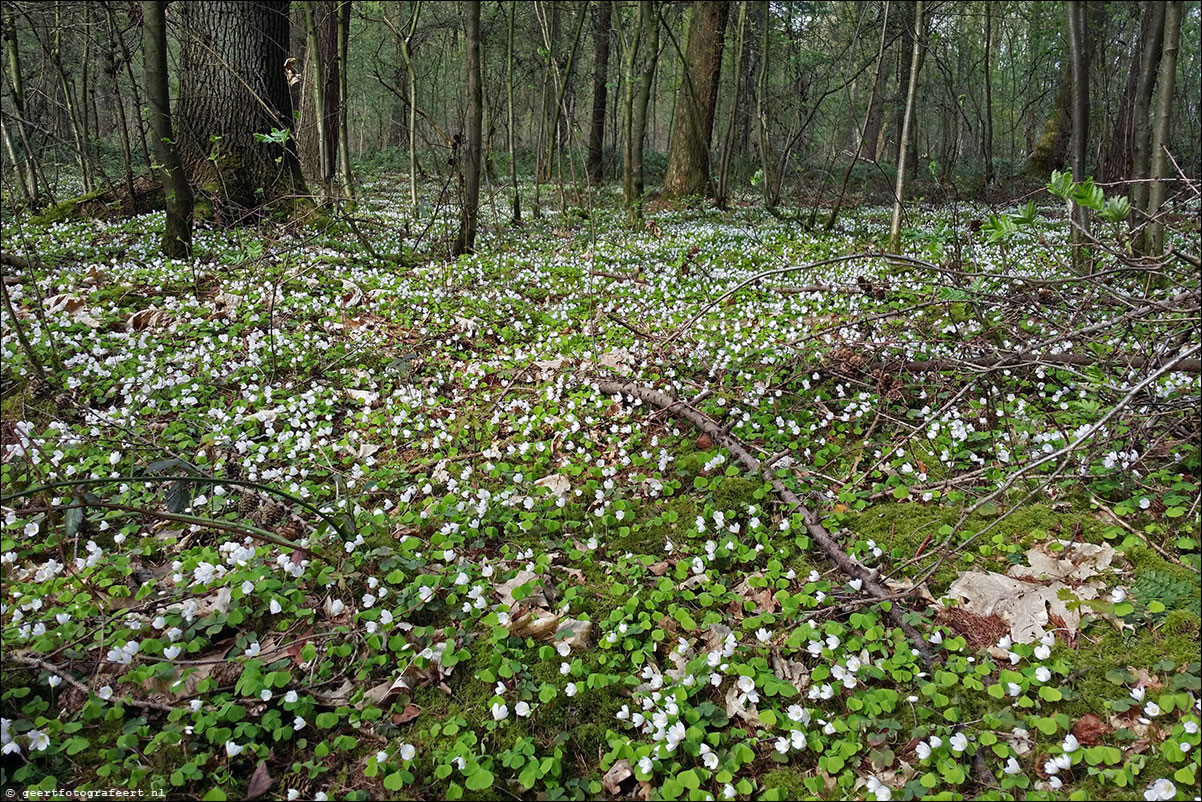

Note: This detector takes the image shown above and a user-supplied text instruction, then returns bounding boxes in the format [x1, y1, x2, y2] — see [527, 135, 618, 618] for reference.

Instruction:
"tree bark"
[1130, 1, 1165, 222]
[176, 0, 306, 213]
[714, 1, 747, 210]
[1065, 0, 1090, 270]
[299, 1, 339, 193]
[507, 0, 520, 222]
[586, 0, 611, 182]
[662, 0, 729, 198]
[2, 6, 39, 204]
[142, 0, 193, 258]
[754, 0, 775, 207]
[1141, 0, 1181, 256]
[982, 0, 995, 186]
[455, 0, 482, 256]
[888, 0, 923, 252]
[335, 0, 353, 197]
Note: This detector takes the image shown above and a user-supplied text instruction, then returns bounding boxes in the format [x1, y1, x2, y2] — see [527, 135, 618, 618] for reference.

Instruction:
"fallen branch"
[883, 352, 1202, 374]
[7, 652, 175, 714]
[593, 378, 933, 661]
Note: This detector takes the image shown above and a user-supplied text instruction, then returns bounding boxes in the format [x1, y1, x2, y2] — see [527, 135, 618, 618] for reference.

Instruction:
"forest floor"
[1, 175, 1200, 802]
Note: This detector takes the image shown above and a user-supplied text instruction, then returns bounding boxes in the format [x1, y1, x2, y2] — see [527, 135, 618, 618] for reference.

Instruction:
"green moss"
[760, 768, 816, 800]
[711, 476, 760, 514]
[28, 187, 107, 226]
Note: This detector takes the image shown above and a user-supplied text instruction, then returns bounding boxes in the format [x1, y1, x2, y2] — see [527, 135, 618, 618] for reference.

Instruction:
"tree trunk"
[2, 7, 40, 204]
[735, 0, 762, 155]
[714, 1, 747, 210]
[455, 0, 482, 256]
[982, 0, 995, 186]
[298, 1, 339, 193]
[1130, 1, 1165, 221]
[754, 0, 775, 207]
[1140, 0, 1180, 256]
[631, 0, 657, 202]
[507, 0, 520, 222]
[336, 0, 354, 197]
[142, 0, 193, 258]
[1065, 0, 1091, 270]
[1027, 24, 1078, 179]
[176, 0, 306, 213]
[888, 0, 923, 252]
[587, 0, 611, 182]
[859, 2, 892, 161]
[663, 0, 729, 198]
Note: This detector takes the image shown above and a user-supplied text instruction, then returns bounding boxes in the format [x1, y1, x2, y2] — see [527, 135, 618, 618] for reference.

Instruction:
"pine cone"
[259, 502, 286, 527]
[238, 494, 258, 518]
[28, 377, 51, 399]
[277, 522, 300, 541]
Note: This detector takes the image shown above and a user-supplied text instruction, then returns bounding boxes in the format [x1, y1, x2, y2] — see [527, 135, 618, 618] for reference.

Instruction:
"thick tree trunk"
[587, 1, 611, 182]
[858, 3, 892, 161]
[142, 0, 193, 258]
[888, 0, 923, 252]
[455, 0, 482, 256]
[1026, 61, 1072, 178]
[1140, 0, 1181, 256]
[663, 0, 729, 198]
[176, 0, 306, 213]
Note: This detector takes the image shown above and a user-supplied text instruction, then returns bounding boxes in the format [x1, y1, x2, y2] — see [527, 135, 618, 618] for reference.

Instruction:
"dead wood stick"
[594, 378, 933, 662]
[7, 652, 175, 713]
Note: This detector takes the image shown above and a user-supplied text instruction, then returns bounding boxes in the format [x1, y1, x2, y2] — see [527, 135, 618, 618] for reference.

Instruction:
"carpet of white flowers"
[2, 180, 1200, 801]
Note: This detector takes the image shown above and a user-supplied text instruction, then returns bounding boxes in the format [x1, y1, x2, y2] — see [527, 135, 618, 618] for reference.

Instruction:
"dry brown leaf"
[534, 473, 571, 496]
[246, 761, 273, 799]
[943, 571, 1104, 643]
[648, 561, 672, 576]
[770, 648, 810, 694]
[602, 759, 634, 795]
[127, 308, 171, 331]
[554, 619, 592, 649]
[392, 704, 421, 725]
[1071, 713, 1111, 746]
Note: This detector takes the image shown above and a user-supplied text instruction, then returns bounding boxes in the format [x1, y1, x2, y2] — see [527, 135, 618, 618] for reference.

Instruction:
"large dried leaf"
[943, 571, 1104, 643]
[1010, 540, 1116, 583]
[534, 473, 571, 496]
[127, 308, 172, 331]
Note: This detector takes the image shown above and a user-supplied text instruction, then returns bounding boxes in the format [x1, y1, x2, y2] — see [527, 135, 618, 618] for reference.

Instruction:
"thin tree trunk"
[828, 1, 890, 230]
[618, 0, 642, 215]
[982, 0, 995, 186]
[302, 1, 333, 195]
[1131, 1, 1165, 222]
[1141, 0, 1180, 256]
[714, 1, 746, 210]
[336, 0, 353, 197]
[397, 1, 421, 214]
[142, 0, 193, 257]
[2, 6, 39, 203]
[587, 0, 611, 182]
[104, 5, 135, 200]
[754, 0, 775, 208]
[506, 0, 519, 222]
[630, 0, 657, 211]
[888, 0, 923, 252]
[455, 0, 482, 256]
[1065, 0, 1090, 271]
